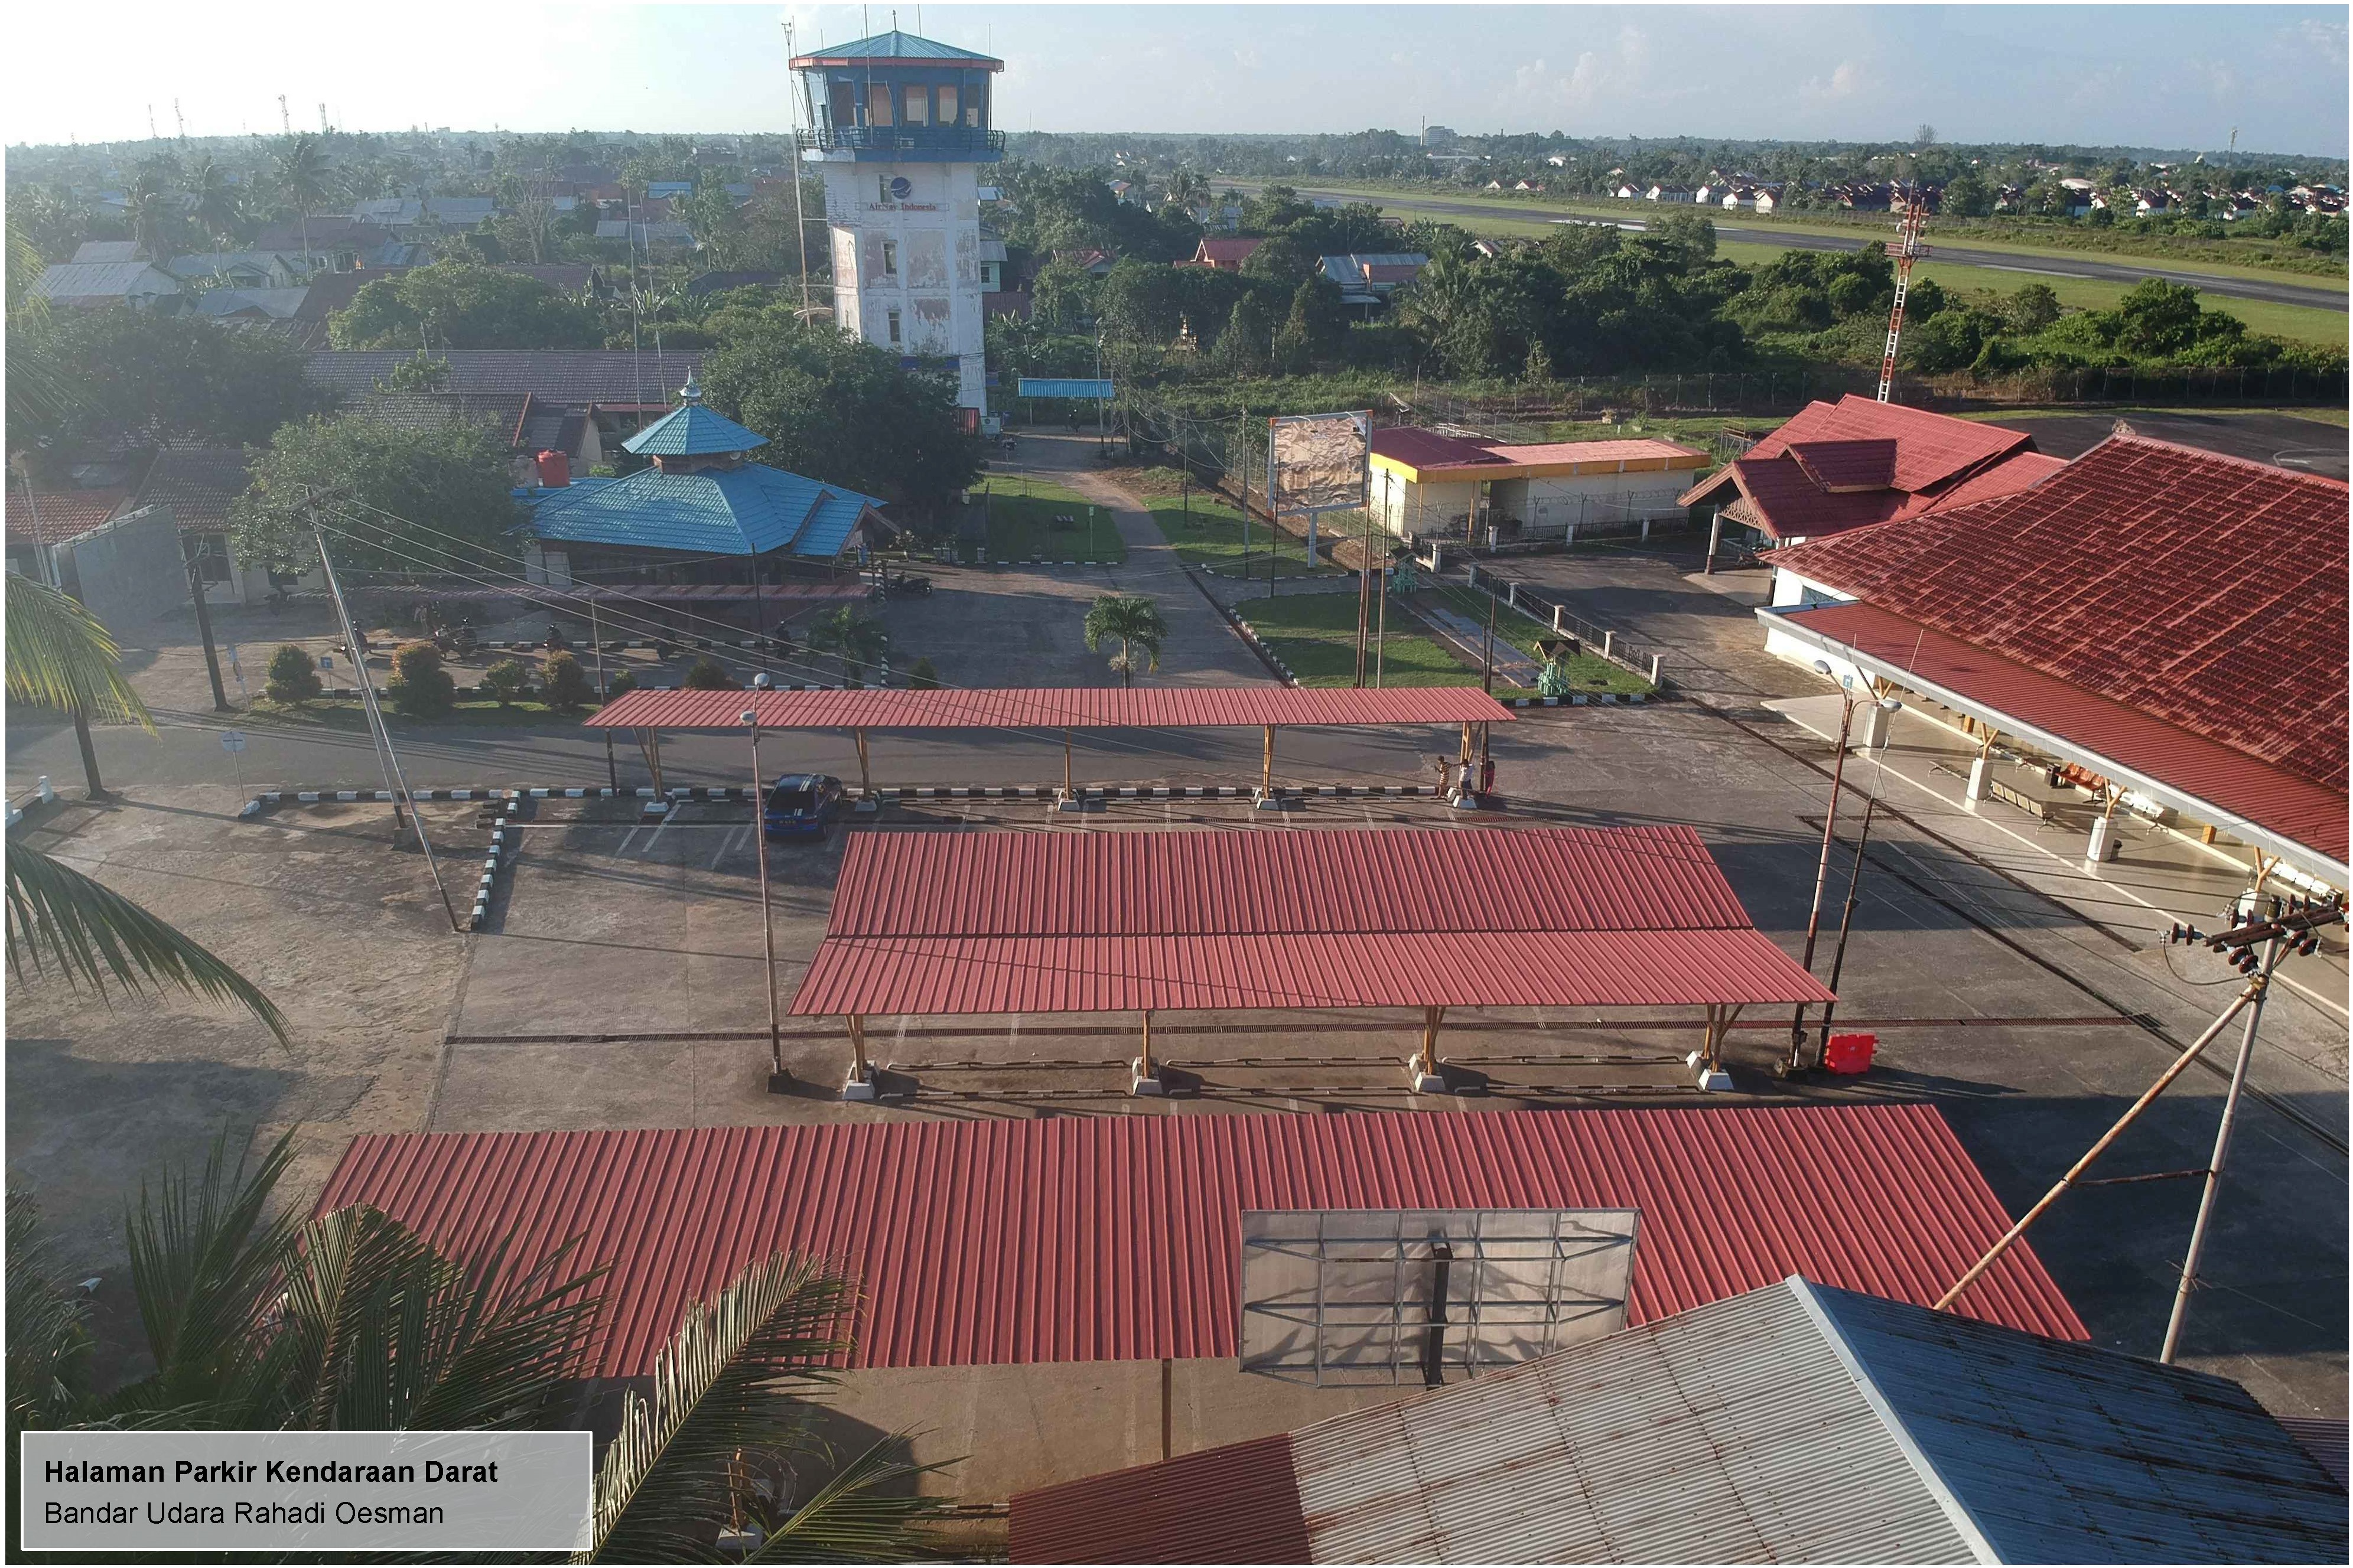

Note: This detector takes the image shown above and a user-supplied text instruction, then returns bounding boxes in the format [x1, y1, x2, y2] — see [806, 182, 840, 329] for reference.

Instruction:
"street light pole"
[1784, 664, 1857, 1075]
[744, 702, 783, 1087]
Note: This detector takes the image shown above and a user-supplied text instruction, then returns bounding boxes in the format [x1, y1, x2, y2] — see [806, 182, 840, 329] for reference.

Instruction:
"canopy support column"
[1407, 1005, 1446, 1093]
[842, 1013, 877, 1101]
[1691, 1004, 1740, 1091]
[852, 727, 876, 813]
[1255, 724, 1294, 811]
[1965, 727, 1999, 804]
[636, 729, 665, 798]
[1131, 1009, 1166, 1096]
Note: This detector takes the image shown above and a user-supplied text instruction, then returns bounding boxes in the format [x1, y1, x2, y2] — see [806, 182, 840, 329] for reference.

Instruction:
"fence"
[1441, 558, 1674, 692]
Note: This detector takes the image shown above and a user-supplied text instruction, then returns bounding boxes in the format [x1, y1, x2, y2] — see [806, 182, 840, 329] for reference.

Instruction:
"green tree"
[188, 157, 245, 249]
[275, 133, 332, 264]
[2112, 278, 2206, 356]
[232, 412, 525, 575]
[1082, 594, 1167, 687]
[481, 657, 530, 707]
[263, 643, 323, 704]
[699, 314, 980, 517]
[329, 262, 602, 350]
[905, 656, 941, 690]
[681, 656, 735, 690]
[806, 607, 886, 687]
[19, 311, 313, 454]
[2006, 282, 2063, 333]
[385, 640, 456, 718]
[540, 650, 592, 710]
[1942, 172, 1995, 219]
[5, 581, 288, 1043]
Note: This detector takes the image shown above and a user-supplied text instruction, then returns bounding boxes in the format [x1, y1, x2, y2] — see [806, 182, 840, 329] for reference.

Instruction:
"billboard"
[1267, 410, 1371, 516]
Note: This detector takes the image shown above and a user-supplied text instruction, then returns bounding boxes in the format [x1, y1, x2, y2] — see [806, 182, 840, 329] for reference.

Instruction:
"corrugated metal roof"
[526, 462, 879, 559]
[31, 262, 178, 299]
[307, 350, 705, 406]
[620, 401, 767, 457]
[1767, 600, 2348, 870]
[1769, 434, 2349, 791]
[313, 1109, 2083, 1380]
[2277, 1417, 2350, 1491]
[825, 826, 1755, 938]
[585, 685, 1515, 731]
[1011, 1278, 2344, 1564]
[790, 28, 1004, 66]
[1011, 1434, 1309, 1564]
[1813, 1283, 2351, 1564]
[790, 930, 1834, 1015]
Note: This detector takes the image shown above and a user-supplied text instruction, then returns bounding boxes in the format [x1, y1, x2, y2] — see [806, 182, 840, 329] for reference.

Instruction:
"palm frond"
[4, 576, 155, 731]
[743, 1437, 956, 1564]
[272, 1205, 605, 1432]
[101, 1126, 301, 1423]
[583, 1252, 857, 1564]
[5, 843, 289, 1044]
[6, 1188, 93, 1430]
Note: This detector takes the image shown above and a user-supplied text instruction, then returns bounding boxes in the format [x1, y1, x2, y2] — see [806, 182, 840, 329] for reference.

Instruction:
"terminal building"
[790, 28, 1004, 428]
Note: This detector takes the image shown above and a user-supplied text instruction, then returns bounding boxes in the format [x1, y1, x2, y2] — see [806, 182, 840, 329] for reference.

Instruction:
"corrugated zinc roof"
[621, 400, 767, 457]
[789, 28, 1004, 66]
[1769, 435, 2349, 792]
[1766, 599, 2348, 871]
[584, 684, 1515, 731]
[1011, 1434, 1309, 1564]
[31, 262, 178, 299]
[312, 1107, 2085, 1380]
[526, 462, 879, 559]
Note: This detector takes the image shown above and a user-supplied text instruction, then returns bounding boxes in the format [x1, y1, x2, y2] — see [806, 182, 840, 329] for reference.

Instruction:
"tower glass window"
[829, 79, 856, 130]
[936, 84, 958, 125]
[867, 83, 893, 126]
[887, 309, 902, 345]
[904, 86, 930, 126]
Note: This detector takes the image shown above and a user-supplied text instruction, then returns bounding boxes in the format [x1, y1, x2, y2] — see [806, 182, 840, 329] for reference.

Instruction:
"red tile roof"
[4, 488, 126, 545]
[1369, 427, 1506, 472]
[1190, 237, 1264, 269]
[1787, 438, 1898, 491]
[792, 826, 1835, 1017]
[1752, 397, 2033, 493]
[1769, 600, 2348, 865]
[312, 1106, 2086, 1378]
[1772, 435, 2349, 793]
[586, 686, 1516, 732]
[1013, 1434, 1308, 1564]
[1476, 439, 1708, 468]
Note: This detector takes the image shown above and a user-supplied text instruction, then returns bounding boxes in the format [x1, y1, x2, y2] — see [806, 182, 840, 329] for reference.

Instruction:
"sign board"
[1017, 378, 1115, 400]
[1239, 1207, 1639, 1386]
[1268, 410, 1371, 516]
[219, 730, 248, 754]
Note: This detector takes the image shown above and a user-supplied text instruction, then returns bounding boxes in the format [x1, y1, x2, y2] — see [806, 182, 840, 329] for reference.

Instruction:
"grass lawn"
[1421, 583, 1656, 697]
[1140, 483, 1348, 578]
[250, 696, 597, 730]
[967, 475, 1126, 563]
[1235, 591, 1480, 689]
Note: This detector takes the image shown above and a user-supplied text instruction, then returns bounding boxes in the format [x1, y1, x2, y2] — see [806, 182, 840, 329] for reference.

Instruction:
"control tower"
[790, 28, 1004, 425]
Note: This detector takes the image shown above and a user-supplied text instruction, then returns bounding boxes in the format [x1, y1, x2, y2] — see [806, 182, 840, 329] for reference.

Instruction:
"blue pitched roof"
[525, 464, 881, 559]
[623, 402, 767, 457]
[800, 29, 1001, 64]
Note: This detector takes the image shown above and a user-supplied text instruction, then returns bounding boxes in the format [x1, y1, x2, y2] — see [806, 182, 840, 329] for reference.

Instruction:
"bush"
[540, 650, 592, 710]
[264, 643, 323, 704]
[482, 659, 531, 707]
[606, 667, 637, 698]
[681, 656, 734, 690]
[906, 656, 942, 691]
[385, 640, 455, 718]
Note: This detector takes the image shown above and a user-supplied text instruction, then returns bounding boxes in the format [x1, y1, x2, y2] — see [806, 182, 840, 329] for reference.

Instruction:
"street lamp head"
[1812, 659, 1834, 676]
[752, 672, 772, 689]
[1878, 697, 1903, 712]
[738, 709, 758, 725]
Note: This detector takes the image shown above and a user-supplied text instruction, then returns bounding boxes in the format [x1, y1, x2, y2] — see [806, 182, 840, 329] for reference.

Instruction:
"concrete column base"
[1405, 1057, 1447, 1095]
[1054, 791, 1103, 813]
[2086, 815, 2121, 865]
[841, 1066, 880, 1102]
[1694, 1065, 1734, 1093]
[1965, 755, 1991, 806]
[1128, 1059, 1167, 1096]
[1449, 790, 1485, 811]
[1254, 791, 1301, 811]
[852, 797, 880, 814]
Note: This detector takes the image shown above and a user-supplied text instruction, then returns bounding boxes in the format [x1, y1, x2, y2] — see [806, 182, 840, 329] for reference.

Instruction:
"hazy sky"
[8, 4, 2347, 157]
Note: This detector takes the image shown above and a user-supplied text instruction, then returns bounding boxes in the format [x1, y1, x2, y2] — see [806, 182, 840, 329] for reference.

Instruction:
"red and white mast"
[1875, 189, 1930, 403]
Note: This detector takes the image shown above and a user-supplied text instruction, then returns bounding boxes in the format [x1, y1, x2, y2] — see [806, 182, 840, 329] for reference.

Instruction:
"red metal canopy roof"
[793, 826, 1833, 1016]
[586, 685, 1515, 732]
[1768, 600, 2349, 868]
[313, 1106, 2085, 1378]
[1772, 435, 2349, 793]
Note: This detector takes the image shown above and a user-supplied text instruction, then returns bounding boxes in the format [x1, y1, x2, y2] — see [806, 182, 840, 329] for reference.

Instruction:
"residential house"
[70, 240, 145, 265]
[1106, 178, 1136, 205]
[1180, 236, 1262, 273]
[190, 288, 311, 325]
[1318, 253, 1428, 311]
[977, 230, 1009, 291]
[358, 389, 606, 487]
[1645, 184, 1694, 203]
[645, 180, 695, 201]
[30, 262, 181, 311]
[1052, 249, 1116, 278]
[164, 252, 304, 291]
[5, 480, 137, 584]
[308, 349, 703, 438]
[351, 196, 499, 231]
[1612, 182, 1641, 199]
[122, 448, 287, 606]
[2134, 188, 2173, 216]
[1544, 153, 1569, 167]
[249, 217, 423, 275]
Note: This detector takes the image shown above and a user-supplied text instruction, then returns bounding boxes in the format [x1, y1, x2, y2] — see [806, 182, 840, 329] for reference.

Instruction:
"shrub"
[384, 640, 455, 718]
[681, 657, 734, 690]
[906, 656, 942, 690]
[482, 659, 531, 707]
[540, 650, 592, 710]
[264, 643, 323, 704]
[605, 667, 638, 698]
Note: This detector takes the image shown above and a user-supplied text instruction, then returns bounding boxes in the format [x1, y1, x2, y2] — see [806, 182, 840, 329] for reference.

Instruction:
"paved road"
[1229, 182, 2349, 313]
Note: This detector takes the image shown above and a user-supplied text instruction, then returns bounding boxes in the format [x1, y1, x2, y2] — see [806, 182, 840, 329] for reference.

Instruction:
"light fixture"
[739, 708, 758, 725]
[1812, 659, 1834, 675]
[753, 671, 773, 689]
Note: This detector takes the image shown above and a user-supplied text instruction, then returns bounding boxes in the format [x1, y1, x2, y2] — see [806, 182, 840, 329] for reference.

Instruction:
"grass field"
[1420, 584, 1655, 696]
[252, 696, 595, 729]
[1234, 585, 1652, 697]
[1130, 472, 1348, 578]
[967, 475, 1127, 563]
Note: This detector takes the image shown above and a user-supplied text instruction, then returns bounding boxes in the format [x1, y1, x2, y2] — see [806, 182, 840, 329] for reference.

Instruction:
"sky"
[7, 4, 2347, 158]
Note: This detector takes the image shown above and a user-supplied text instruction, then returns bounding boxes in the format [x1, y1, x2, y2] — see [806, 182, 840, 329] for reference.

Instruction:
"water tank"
[535, 450, 571, 488]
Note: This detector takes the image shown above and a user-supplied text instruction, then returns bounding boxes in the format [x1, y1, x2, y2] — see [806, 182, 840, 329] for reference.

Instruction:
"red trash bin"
[1823, 1032, 1877, 1074]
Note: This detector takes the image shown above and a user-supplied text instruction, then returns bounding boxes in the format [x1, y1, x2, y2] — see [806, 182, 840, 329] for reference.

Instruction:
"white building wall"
[1762, 568, 1864, 681]
[818, 160, 986, 413]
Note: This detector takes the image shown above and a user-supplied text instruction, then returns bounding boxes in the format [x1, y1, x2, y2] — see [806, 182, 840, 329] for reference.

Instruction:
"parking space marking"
[711, 822, 749, 870]
[643, 801, 682, 855]
[614, 824, 644, 858]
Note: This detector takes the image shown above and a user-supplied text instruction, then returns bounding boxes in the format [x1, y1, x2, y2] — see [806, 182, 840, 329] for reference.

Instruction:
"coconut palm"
[275, 132, 330, 269]
[188, 157, 243, 250]
[1163, 167, 1210, 219]
[1082, 594, 1167, 687]
[5, 576, 288, 1043]
[125, 168, 174, 261]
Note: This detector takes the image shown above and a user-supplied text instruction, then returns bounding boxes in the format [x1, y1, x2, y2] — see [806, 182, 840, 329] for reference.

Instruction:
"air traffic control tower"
[791, 28, 1004, 426]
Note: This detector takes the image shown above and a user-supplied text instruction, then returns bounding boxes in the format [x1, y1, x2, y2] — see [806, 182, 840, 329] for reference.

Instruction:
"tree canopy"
[232, 411, 526, 574]
[11, 309, 316, 461]
[328, 262, 603, 350]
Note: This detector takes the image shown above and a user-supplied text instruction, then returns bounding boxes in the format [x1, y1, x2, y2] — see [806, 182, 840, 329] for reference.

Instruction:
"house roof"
[790, 825, 1835, 1018]
[5, 487, 128, 545]
[1010, 1277, 2342, 1565]
[1371, 428, 1707, 483]
[1191, 236, 1263, 266]
[129, 449, 252, 532]
[249, 217, 400, 252]
[525, 462, 879, 559]
[31, 262, 177, 300]
[162, 251, 291, 282]
[356, 392, 533, 444]
[71, 240, 144, 264]
[1771, 434, 2349, 794]
[190, 287, 309, 320]
[494, 263, 599, 292]
[313, 1106, 2084, 1381]
[621, 395, 766, 457]
[788, 28, 1004, 68]
[584, 685, 1515, 733]
[308, 350, 704, 406]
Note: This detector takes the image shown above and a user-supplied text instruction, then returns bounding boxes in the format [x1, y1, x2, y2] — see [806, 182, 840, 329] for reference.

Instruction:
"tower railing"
[795, 126, 1005, 157]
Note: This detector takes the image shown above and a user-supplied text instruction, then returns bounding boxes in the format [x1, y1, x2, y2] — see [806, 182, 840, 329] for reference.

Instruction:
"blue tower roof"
[791, 30, 1003, 68]
[621, 379, 767, 457]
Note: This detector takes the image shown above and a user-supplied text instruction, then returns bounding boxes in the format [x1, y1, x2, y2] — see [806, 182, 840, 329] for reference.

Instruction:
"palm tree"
[1163, 167, 1210, 219]
[1083, 594, 1167, 687]
[276, 132, 330, 271]
[8, 1129, 950, 1558]
[188, 157, 242, 250]
[125, 168, 173, 261]
[807, 607, 886, 688]
[6, 577, 288, 1043]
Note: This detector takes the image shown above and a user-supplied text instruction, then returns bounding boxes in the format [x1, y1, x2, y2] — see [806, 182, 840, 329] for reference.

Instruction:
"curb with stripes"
[470, 809, 513, 930]
[242, 782, 1447, 815]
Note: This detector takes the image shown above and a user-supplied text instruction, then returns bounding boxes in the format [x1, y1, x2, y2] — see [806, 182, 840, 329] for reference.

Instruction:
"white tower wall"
[819, 161, 986, 413]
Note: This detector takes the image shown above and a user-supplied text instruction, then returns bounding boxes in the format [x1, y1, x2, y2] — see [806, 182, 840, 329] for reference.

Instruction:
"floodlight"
[753, 672, 773, 690]
[739, 709, 759, 725]
[1878, 697, 1903, 712]
[1812, 659, 1833, 674]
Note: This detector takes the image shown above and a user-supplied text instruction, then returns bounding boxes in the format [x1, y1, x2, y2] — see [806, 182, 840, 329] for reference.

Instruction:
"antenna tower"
[174, 99, 185, 139]
[1874, 188, 1930, 403]
[148, 104, 158, 140]
[320, 102, 330, 135]
[279, 95, 291, 135]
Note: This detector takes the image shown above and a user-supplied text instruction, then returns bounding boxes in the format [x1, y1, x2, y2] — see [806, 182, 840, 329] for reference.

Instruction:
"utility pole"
[744, 704, 784, 1087]
[180, 532, 231, 712]
[22, 474, 109, 797]
[307, 491, 464, 934]
[591, 599, 617, 791]
[783, 19, 816, 318]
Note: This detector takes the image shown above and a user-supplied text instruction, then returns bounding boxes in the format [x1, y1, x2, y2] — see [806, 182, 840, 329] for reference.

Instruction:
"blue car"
[763, 773, 845, 839]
